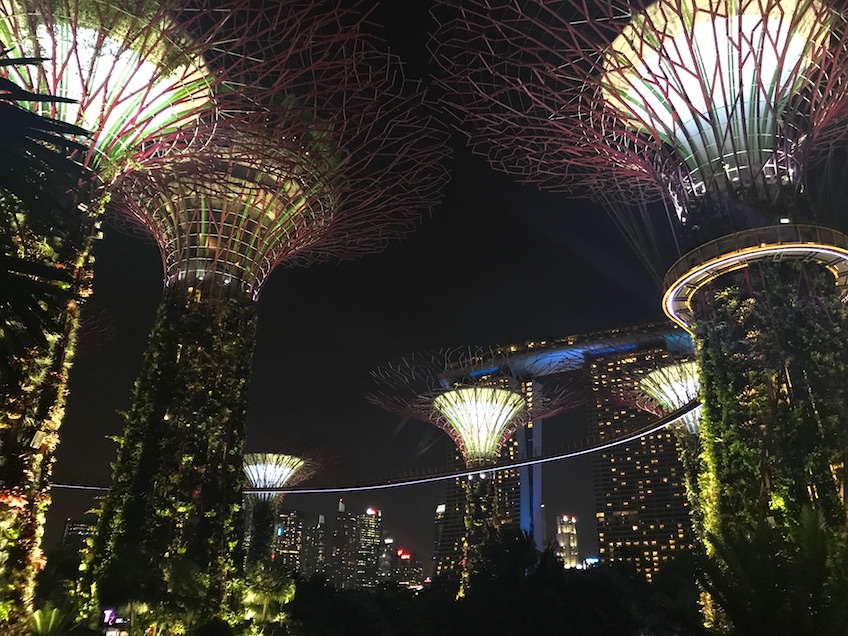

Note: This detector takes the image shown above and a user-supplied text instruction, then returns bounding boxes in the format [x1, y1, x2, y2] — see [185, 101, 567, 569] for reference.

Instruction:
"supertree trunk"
[694, 261, 848, 542]
[459, 472, 497, 597]
[90, 285, 255, 619]
[245, 499, 275, 566]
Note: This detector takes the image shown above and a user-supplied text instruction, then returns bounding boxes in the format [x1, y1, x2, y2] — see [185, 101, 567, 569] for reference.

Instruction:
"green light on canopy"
[243, 453, 305, 502]
[639, 361, 701, 434]
[433, 386, 526, 466]
[0, 0, 214, 172]
[601, 0, 827, 204]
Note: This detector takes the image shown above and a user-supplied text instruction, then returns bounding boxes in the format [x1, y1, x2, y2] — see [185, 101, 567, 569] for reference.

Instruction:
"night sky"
[45, 2, 665, 569]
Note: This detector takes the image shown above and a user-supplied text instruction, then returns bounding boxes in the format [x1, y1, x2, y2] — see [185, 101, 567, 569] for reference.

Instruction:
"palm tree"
[243, 561, 296, 630]
[693, 507, 848, 635]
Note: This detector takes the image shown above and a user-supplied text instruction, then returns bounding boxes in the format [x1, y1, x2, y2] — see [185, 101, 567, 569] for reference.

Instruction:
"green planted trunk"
[0, 191, 95, 630]
[246, 499, 276, 566]
[693, 261, 848, 543]
[459, 474, 497, 597]
[90, 288, 256, 621]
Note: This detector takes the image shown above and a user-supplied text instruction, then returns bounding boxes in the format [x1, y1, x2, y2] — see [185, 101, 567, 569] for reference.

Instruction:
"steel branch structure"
[433, 0, 848, 542]
[432, 0, 848, 278]
[369, 345, 582, 594]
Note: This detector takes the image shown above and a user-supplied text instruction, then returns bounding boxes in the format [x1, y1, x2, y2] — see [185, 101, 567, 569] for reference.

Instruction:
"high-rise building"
[355, 508, 382, 588]
[330, 499, 357, 588]
[432, 448, 466, 580]
[556, 515, 579, 569]
[300, 515, 326, 577]
[378, 537, 396, 581]
[518, 381, 545, 548]
[590, 344, 692, 581]
[329, 501, 384, 588]
[272, 510, 303, 571]
[393, 547, 424, 589]
[61, 517, 96, 553]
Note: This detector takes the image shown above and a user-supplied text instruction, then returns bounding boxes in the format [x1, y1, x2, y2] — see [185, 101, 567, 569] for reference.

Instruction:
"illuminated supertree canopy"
[244, 453, 307, 503]
[433, 386, 527, 466]
[638, 361, 701, 435]
[370, 346, 579, 467]
[432, 0, 848, 541]
[243, 453, 309, 566]
[370, 346, 582, 594]
[90, 6, 449, 622]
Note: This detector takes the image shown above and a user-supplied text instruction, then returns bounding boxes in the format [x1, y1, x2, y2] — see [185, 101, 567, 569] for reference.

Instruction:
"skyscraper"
[328, 501, 384, 589]
[300, 515, 326, 577]
[590, 344, 692, 581]
[272, 510, 304, 572]
[556, 515, 579, 569]
[355, 508, 382, 588]
[329, 499, 357, 589]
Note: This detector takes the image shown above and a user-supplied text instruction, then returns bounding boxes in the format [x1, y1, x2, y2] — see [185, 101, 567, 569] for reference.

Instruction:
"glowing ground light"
[433, 386, 526, 465]
[602, 0, 826, 201]
[243, 454, 305, 501]
[640, 361, 701, 434]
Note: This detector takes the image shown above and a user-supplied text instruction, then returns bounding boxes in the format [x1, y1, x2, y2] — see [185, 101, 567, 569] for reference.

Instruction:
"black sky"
[45, 1, 664, 569]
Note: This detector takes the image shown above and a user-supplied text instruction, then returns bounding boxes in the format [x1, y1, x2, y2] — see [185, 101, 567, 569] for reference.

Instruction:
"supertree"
[369, 346, 582, 595]
[243, 453, 310, 566]
[89, 20, 448, 622]
[431, 0, 848, 540]
[0, 0, 294, 622]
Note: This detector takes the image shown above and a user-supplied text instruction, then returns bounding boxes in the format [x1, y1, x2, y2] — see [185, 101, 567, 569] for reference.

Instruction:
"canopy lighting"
[639, 361, 701, 434]
[243, 453, 305, 501]
[433, 386, 526, 466]
[601, 0, 825, 203]
[0, 5, 213, 169]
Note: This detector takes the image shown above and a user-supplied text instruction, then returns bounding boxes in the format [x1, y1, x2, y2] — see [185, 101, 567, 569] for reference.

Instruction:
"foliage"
[693, 507, 848, 635]
[286, 540, 705, 636]
[31, 603, 72, 635]
[693, 261, 848, 543]
[246, 500, 276, 566]
[458, 475, 496, 596]
[88, 291, 258, 624]
[0, 57, 94, 628]
[242, 561, 295, 629]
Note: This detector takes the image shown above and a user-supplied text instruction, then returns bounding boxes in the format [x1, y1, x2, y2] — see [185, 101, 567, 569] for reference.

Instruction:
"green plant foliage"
[693, 261, 848, 543]
[246, 500, 275, 567]
[88, 290, 257, 625]
[693, 507, 848, 635]
[31, 603, 72, 635]
[458, 476, 497, 597]
[242, 561, 295, 629]
[0, 60, 94, 626]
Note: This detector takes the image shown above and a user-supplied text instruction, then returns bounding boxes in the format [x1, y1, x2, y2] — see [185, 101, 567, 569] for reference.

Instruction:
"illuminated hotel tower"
[589, 339, 693, 581]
